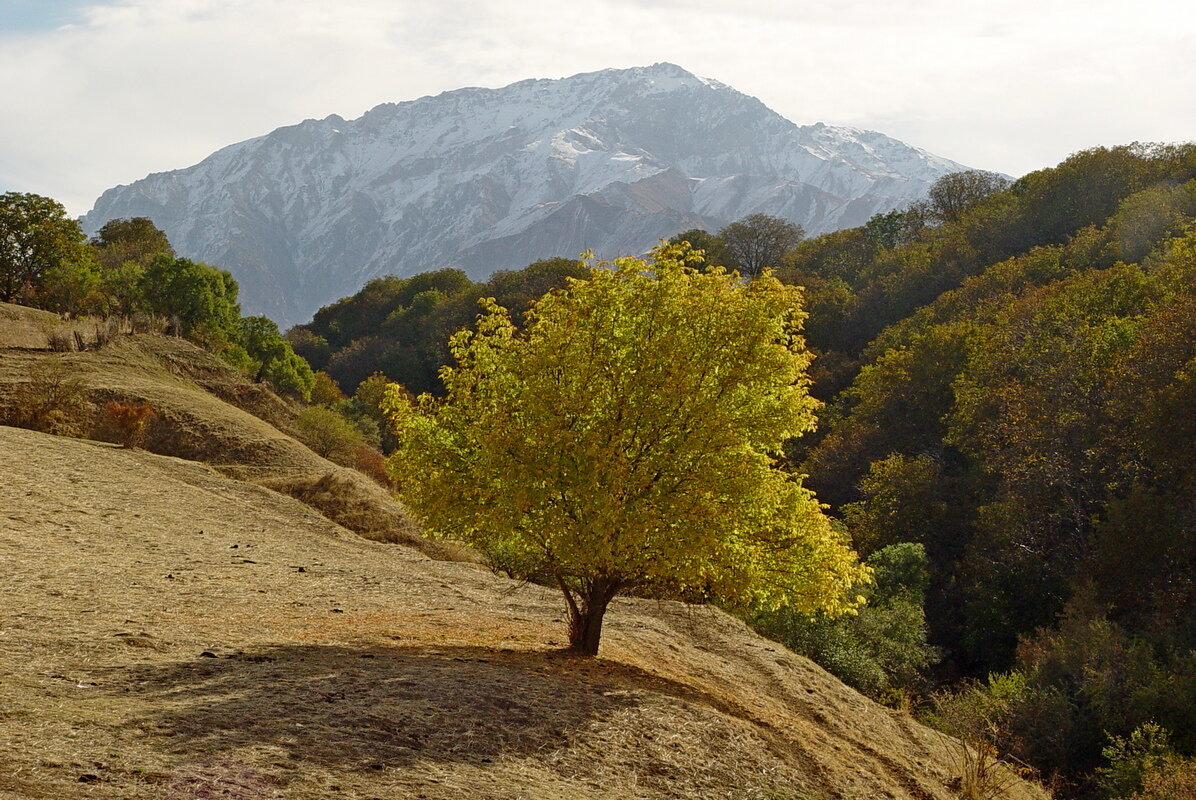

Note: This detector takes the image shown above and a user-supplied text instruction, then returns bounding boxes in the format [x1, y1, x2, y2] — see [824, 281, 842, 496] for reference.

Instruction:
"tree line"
[0, 195, 313, 401]
[778, 144, 1196, 799]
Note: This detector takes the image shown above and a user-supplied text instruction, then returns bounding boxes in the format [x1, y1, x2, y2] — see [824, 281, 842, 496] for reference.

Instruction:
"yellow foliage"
[384, 243, 866, 650]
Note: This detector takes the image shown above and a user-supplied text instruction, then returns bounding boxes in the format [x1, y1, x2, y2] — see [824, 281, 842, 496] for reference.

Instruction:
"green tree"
[90, 217, 175, 315]
[39, 255, 101, 314]
[667, 228, 732, 269]
[237, 316, 315, 400]
[138, 255, 241, 343]
[285, 327, 332, 372]
[240, 316, 289, 381]
[295, 405, 367, 463]
[718, 213, 806, 277]
[751, 542, 937, 697]
[90, 217, 174, 270]
[385, 243, 866, 655]
[0, 192, 94, 305]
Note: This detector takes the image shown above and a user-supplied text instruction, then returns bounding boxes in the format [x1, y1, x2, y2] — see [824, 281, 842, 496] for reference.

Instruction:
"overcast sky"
[1, 0, 1193, 215]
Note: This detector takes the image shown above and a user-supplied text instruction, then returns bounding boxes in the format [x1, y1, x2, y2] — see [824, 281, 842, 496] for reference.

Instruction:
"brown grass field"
[0, 304, 1045, 799]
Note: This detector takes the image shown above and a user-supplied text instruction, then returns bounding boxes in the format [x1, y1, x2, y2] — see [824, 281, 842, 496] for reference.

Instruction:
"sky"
[1, 0, 1193, 216]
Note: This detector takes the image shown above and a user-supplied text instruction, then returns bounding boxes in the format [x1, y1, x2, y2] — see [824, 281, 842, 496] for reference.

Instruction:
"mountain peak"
[83, 66, 971, 324]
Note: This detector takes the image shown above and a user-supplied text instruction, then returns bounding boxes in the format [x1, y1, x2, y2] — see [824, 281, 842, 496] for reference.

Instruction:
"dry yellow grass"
[0, 313, 453, 560]
[0, 426, 1046, 800]
[0, 302, 99, 350]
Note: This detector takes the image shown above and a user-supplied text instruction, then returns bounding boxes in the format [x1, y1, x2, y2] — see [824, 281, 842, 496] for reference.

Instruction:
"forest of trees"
[7, 142, 1196, 798]
[771, 146, 1196, 798]
[300, 146, 1196, 797]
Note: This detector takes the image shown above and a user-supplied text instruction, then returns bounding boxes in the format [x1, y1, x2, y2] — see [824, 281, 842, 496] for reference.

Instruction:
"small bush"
[43, 326, 74, 352]
[1130, 755, 1196, 800]
[1099, 724, 1174, 799]
[5, 360, 90, 435]
[294, 406, 366, 464]
[129, 312, 169, 335]
[92, 316, 125, 348]
[103, 401, 155, 448]
[353, 444, 391, 487]
[92, 322, 110, 349]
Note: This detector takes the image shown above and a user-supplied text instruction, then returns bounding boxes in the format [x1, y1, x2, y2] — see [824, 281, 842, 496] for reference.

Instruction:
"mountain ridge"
[83, 63, 973, 324]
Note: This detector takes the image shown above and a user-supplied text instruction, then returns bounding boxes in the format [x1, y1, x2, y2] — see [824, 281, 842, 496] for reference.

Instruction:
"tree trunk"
[558, 576, 620, 656]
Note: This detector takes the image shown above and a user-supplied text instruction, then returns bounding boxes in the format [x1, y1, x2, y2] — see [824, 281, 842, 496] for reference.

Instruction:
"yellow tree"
[385, 243, 866, 655]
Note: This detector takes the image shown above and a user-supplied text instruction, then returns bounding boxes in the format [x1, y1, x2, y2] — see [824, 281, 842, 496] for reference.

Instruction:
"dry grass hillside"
[0, 302, 448, 558]
[0, 305, 1047, 800]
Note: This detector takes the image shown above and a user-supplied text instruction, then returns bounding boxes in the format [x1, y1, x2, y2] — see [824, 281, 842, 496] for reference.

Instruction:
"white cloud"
[1, 0, 1193, 215]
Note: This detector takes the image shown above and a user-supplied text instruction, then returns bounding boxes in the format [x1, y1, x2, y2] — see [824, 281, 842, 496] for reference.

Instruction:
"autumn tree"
[385, 243, 866, 655]
[718, 213, 805, 277]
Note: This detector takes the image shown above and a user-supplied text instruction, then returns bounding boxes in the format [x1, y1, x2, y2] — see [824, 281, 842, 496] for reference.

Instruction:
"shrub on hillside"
[1130, 756, 1196, 800]
[43, 326, 75, 352]
[1099, 724, 1175, 800]
[310, 371, 346, 405]
[352, 444, 391, 487]
[102, 401, 155, 448]
[293, 406, 366, 464]
[2, 360, 91, 436]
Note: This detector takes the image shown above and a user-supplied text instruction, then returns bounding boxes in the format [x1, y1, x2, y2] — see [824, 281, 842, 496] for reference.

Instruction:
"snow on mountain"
[83, 63, 971, 324]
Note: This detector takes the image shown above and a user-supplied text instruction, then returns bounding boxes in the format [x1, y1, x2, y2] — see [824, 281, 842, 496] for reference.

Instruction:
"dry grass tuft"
[940, 736, 1024, 800]
[259, 471, 477, 564]
[161, 757, 283, 800]
[44, 326, 75, 352]
[927, 697, 1031, 800]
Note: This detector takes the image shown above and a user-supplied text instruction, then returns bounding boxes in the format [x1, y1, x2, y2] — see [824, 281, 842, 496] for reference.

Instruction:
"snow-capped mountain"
[84, 63, 970, 324]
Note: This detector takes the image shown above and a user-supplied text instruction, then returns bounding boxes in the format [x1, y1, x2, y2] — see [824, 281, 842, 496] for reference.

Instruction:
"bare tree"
[718, 214, 805, 277]
[925, 170, 1011, 224]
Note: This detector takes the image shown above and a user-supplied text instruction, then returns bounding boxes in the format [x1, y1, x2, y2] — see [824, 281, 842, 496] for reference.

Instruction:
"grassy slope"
[0, 304, 1045, 799]
[0, 302, 439, 555]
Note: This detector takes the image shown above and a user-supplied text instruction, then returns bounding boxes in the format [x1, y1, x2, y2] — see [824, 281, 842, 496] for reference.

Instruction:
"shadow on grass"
[103, 644, 693, 772]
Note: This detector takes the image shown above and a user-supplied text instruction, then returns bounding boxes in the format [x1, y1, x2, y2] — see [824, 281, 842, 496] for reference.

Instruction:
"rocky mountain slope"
[83, 63, 970, 324]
